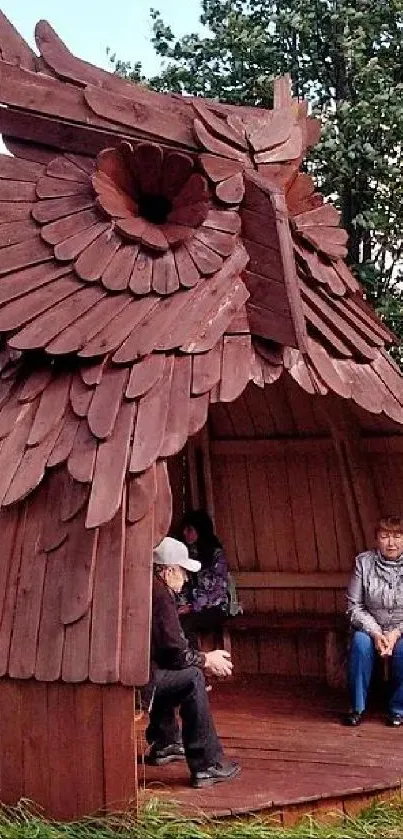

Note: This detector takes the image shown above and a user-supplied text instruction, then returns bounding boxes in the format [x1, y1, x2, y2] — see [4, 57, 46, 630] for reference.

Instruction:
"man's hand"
[204, 649, 233, 678]
[383, 628, 401, 655]
[374, 633, 390, 656]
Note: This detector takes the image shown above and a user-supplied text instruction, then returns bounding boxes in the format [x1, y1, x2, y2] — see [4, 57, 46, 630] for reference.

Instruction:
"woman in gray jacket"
[346, 516, 403, 727]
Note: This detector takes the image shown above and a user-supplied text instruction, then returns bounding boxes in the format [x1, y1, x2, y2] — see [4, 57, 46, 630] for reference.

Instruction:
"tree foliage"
[110, 0, 403, 356]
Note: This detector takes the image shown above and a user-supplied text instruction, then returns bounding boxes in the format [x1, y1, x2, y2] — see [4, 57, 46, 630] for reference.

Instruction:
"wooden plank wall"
[211, 444, 356, 680]
[211, 446, 357, 586]
[0, 468, 154, 688]
[0, 679, 137, 819]
[211, 443, 403, 680]
[368, 449, 403, 519]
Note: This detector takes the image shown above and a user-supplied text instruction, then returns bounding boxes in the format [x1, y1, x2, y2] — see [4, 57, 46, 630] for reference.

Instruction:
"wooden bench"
[222, 611, 348, 688]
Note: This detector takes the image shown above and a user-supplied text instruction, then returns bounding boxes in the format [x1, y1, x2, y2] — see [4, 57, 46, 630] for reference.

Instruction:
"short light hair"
[376, 516, 403, 535]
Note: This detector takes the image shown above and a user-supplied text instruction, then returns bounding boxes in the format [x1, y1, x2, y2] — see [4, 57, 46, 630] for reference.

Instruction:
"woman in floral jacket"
[177, 510, 229, 650]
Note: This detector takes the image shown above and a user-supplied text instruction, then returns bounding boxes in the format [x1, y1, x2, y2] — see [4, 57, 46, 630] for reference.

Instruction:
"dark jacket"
[151, 574, 206, 671]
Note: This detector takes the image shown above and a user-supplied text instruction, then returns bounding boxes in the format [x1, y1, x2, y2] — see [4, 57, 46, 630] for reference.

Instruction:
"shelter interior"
[170, 375, 403, 684]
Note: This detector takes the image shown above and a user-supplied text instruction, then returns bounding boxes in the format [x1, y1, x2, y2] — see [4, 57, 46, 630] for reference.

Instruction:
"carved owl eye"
[33, 141, 239, 297]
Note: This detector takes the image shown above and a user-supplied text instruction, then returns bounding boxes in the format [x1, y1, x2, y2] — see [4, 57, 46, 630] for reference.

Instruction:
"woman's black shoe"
[387, 713, 403, 727]
[344, 711, 363, 726]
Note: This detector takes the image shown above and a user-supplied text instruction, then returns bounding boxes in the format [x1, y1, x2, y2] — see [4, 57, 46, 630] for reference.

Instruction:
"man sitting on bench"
[143, 536, 240, 789]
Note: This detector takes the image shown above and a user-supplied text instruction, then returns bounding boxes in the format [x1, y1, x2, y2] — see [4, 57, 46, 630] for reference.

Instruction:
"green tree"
[111, 0, 403, 355]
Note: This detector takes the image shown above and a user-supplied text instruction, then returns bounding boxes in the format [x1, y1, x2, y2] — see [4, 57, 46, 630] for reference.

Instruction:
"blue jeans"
[348, 630, 403, 715]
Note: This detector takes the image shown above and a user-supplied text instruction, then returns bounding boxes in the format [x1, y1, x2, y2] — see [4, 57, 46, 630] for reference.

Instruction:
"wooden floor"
[138, 676, 403, 822]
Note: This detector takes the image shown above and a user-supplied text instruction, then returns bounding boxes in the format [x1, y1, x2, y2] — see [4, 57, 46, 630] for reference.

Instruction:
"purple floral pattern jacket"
[180, 547, 229, 613]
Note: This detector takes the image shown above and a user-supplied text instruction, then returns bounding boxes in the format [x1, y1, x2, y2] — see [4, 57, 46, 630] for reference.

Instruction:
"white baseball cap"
[153, 537, 201, 572]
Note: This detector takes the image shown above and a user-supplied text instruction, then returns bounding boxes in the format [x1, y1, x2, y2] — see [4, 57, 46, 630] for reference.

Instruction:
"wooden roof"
[0, 10, 401, 537]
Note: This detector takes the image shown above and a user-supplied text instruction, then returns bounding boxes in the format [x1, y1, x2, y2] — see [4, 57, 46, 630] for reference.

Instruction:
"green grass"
[1, 798, 403, 839]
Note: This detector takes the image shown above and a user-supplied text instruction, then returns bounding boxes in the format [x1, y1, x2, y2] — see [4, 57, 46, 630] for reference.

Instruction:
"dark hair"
[179, 509, 222, 567]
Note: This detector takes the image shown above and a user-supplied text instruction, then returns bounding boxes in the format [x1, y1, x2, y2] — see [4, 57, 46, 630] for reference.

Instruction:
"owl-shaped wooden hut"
[0, 11, 402, 821]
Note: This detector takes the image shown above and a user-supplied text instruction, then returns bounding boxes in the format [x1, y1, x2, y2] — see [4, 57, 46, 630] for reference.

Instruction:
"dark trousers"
[146, 665, 223, 772]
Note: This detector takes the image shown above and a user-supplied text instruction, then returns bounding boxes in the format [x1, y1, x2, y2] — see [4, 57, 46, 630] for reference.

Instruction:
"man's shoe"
[191, 760, 241, 788]
[387, 713, 403, 727]
[144, 743, 185, 765]
[344, 711, 363, 726]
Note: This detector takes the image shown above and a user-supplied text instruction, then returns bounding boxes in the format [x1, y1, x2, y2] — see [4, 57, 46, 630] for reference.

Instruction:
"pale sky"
[2, 0, 203, 75]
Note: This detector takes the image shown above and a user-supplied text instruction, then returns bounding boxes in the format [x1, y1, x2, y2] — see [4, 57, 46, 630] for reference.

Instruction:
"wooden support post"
[187, 424, 216, 521]
[200, 425, 216, 524]
[133, 690, 139, 815]
[187, 440, 200, 510]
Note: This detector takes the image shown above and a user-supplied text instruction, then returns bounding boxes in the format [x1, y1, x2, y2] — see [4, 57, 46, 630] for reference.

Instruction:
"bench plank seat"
[222, 611, 348, 688]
